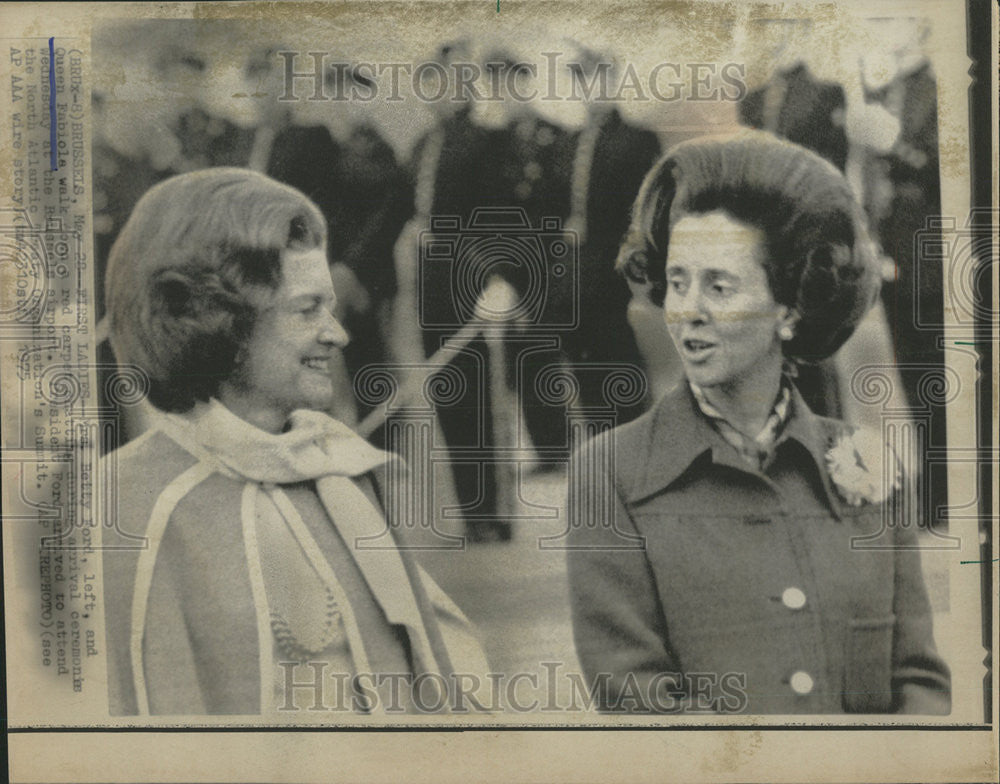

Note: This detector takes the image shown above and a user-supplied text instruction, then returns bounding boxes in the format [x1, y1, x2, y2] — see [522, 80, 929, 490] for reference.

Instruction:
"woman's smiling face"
[663, 210, 792, 393]
[220, 247, 349, 431]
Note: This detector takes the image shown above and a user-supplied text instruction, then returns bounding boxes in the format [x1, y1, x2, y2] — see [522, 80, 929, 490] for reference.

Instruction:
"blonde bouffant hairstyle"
[106, 168, 326, 412]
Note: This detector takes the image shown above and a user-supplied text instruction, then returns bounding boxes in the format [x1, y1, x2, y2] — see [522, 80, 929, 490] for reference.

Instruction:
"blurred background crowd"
[93, 12, 946, 512]
[91, 7, 950, 690]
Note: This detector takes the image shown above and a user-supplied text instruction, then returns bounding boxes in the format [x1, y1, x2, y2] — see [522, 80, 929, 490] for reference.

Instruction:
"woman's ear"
[777, 307, 800, 342]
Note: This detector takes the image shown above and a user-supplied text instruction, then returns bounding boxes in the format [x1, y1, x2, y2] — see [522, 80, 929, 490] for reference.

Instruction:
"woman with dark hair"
[566, 131, 949, 715]
[102, 168, 486, 716]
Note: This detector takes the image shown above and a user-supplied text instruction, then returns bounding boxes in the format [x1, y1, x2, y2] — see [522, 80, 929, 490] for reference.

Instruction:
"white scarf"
[161, 399, 388, 483]
[154, 400, 448, 692]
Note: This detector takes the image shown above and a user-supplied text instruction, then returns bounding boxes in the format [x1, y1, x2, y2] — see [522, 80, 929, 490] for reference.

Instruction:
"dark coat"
[563, 110, 661, 409]
[266, 123, 410, 304]
[333, 124, 412, 303]
[406, 109, 501, 521]
[575, 109, 661, 290]
[566, 382, 950, 714]
[408, 108, 493, 338]
[408, 107, 490, 220]
[739, 63, 848, 172]
[175, 108, 256, 169]
[873, 62, 944, 367]
[475, 114, 578, 451]
[481, 114, 576, 225]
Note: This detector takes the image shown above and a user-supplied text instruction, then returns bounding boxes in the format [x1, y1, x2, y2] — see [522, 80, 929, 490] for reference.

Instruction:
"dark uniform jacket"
[408, 108, 492, 341]
[175, 107, 256, 169]
[739, 62, 848, 171]
[564, 109, 661, 420]
[567, 382, 950, 714]
[482, 114, 576, 226]
[574, 109, 661, 297]
[266, 122, 410, 305]
[476, 114, 578, 451]
[406, 109, 501, 523]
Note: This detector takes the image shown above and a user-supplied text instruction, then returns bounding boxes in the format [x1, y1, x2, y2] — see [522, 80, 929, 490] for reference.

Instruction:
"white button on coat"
[781, 587, 807, 609]
[790, 671, 814, 695]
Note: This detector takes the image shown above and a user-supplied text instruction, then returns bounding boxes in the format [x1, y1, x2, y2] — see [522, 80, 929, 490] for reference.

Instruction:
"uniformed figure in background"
[868, 49, 943, 411]
[739, 60, 848, 172]
[397, 40, 505, 541]
[863, 32, 948, 527]
[560, 44, 662, 426]
[474, 49, 577, 466]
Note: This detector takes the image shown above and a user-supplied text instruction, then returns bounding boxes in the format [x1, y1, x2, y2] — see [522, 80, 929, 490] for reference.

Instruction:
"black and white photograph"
[0, 1, 995, 782]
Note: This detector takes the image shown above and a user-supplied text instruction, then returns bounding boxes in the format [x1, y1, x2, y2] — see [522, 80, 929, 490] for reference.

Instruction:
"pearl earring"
[779, 325, 794, 341]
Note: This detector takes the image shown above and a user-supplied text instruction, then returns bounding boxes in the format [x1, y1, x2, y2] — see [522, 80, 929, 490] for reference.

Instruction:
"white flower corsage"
[825, 429, 902, 507]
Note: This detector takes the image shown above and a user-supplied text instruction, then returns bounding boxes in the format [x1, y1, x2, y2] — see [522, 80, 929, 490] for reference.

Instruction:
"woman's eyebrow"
[703, 268, 740, 281]
[287, 293, 322, 305]
[287, 289, 336, 303]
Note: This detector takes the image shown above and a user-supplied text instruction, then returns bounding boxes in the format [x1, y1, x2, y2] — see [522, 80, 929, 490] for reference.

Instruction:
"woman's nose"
[690, 300, 710, 324]
[319, 312, 350, 347]
[667, 286, 710, 324]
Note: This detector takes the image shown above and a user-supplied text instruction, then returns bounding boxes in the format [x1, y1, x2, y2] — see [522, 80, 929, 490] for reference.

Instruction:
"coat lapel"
[623, 381, 846, 519]
[624, 384, 717, 504]
[315, 473, 443, 676]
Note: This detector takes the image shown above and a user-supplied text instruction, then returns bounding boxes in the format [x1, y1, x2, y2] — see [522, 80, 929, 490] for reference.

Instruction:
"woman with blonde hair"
[102, 168, 486, 716]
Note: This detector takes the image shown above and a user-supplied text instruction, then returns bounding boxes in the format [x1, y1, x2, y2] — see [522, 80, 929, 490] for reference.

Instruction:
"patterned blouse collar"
[688, 378, 794, 471]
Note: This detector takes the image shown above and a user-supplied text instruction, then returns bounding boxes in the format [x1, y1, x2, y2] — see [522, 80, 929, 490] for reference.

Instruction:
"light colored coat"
[102, 417, 487, 716]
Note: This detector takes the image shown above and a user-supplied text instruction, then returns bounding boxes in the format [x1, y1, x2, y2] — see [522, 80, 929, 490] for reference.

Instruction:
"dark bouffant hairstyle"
[106, 168, 326, 412]
[616, 130, 881, 362]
